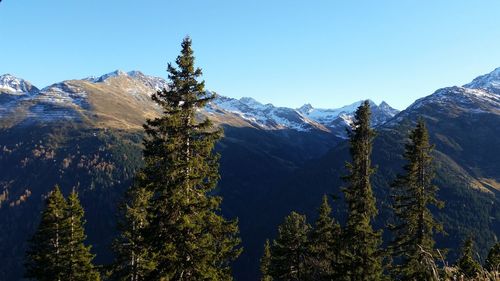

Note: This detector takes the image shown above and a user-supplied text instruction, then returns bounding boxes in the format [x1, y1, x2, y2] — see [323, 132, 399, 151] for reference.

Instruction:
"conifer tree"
[485, 242, 500, 272]
[63, 190, 100, 281]
[25, 186, 99, 281]
[260, 239, 273, 281]
[307, 195, 341, 280]
[269, 211, 310, 281]
[112, 181, 155, 281]
[456, 237, 482, 279]
[141, 37, 241, 280]
[25, 186, 68, 281]
[341, 100, 384, 281]
[389, 119, 443, 280]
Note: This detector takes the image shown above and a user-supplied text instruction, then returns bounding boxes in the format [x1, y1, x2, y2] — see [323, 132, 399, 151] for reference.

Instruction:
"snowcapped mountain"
[388, 68, 500, 126]
[297, 100, 399, 137]
[84, 70, 169, 92]
[207, 96, 328, 132]
[464, 67, 500, 94]
[0, 74, 39, 95]
[0, 70, 399, 134]
[406, 86, 500, 114]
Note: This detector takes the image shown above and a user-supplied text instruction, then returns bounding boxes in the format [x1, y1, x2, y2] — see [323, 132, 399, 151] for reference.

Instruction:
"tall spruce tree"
[25, 186, 68, 281]
[341, 100, 384, 281]
[63, 190, 100, 281]
[112, 181, 155, 281]
[307, 194, 341, 280]
[389, 119, 443, 281]
[456, 237, 482, 279]
[141, 37, 241, 280]
[25, 186, 99, 281]
[260, 239, 273, 281]
[485, 242, 500, 272]
[269, 212, 310, 281]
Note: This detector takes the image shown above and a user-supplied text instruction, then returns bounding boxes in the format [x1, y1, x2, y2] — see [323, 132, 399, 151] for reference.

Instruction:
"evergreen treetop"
[341, 100, 384, 281]
[456, 237, 482, 279]
[307, 194, 341, 280]
[260, 239, 273, 281]
[270, 211, 310, 281]
[25, 186, 68, 281]
[389, 118, 444, 281]
[24, 186, 99, 281]
[141, 36, 241, 280]
[64, 190, 100, 281]
[485, 242, 500, 272]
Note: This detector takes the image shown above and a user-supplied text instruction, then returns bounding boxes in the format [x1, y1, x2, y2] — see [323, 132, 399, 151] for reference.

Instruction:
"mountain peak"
[0, 74, 39, 95]
[239, 97, 266, 108]
[463, 67, 500, 94]
[298, 103, 313, 114]
[379, 101, 390, 107]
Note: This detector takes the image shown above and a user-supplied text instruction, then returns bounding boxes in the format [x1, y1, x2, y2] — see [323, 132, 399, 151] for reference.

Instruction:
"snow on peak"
[209, 96, 325, 132]
[298, 100, 368, 123]
[0, 74, 39, 95]
[209, 96, 397, 135]
[298, 103, 314, 114]
[84, 70, 127, 82]
[464, 67, 500, 94]
[377, 101, 399, 116]
[405, 86, 500, 115]
[84, 70, 168, 92]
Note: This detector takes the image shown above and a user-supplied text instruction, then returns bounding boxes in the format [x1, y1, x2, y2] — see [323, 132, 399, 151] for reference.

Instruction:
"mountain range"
[0, 67, 499, 280]
[0, 69, 399, 137]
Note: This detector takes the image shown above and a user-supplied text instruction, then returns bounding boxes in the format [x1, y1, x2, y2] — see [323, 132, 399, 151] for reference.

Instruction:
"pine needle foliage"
[269, 212, 310, 281]
[140, 37, 241, 280]
[24, 186, 100, 281]
[341, 100, 384, 281]
[307, 194, 342, 280]
[389, 119, 444, 281]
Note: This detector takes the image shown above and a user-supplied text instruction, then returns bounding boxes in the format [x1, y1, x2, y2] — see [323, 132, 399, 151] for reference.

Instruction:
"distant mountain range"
[0, 70, 399, 137]
[0, 67, 499, 281]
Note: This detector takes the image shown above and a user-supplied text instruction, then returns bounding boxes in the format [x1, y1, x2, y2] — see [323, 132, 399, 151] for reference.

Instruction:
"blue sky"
[1, 1, 500, 109]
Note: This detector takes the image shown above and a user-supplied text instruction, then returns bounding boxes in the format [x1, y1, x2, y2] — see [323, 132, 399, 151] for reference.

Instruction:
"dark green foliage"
[269, 212, 310, 281]
[307, 195, 341, 280]
[139, 37, 241, 280]
[260, 239, 273, 281]
[111, 183, 155, 281]
[456, 237, 482, 278]
[24, 186, 99, 281]
[389, 119, 444, 280]
[0, 125, 143, 281]
[485, 242, 500, 272]
[63, 191, 101, 281]
[341, 101, 384, 281]
[25, 186, 68, 281]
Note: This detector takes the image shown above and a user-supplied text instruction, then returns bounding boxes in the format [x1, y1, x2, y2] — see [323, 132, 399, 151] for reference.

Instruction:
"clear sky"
[1, 1, 500, 110]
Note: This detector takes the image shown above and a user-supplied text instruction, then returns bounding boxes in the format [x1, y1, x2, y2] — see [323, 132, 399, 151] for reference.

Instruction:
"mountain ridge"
[0, 71, 399, 136]
[0, 67, 500, 280]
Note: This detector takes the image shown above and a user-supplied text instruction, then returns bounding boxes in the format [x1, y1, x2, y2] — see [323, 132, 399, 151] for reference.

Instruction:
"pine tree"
[24, 186, 99, 281]
[341, 100, 384, 281]
[63, 190, 100, 281]
[307, 195, 341, 280]
[456, 237, 482, 279]
[389, 119, 443, 281]
[25, 186, 68, 281]
[269, 211, 310, 281]
[485, 242, 500, 272]
[141, 37, 241, 280]
[112, 180, 155, 281]
[260, 239, 273, 281]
